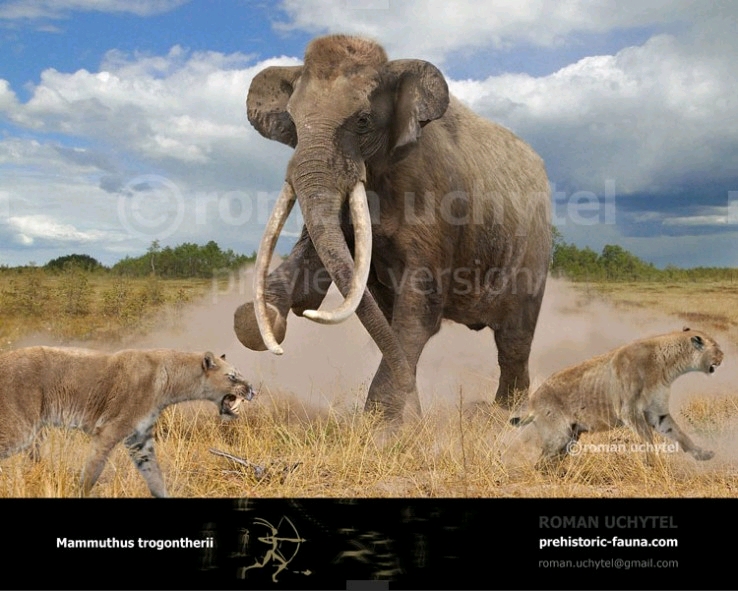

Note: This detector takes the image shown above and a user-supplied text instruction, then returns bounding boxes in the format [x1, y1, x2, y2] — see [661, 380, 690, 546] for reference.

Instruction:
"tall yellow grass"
[1, 278, 737, 498]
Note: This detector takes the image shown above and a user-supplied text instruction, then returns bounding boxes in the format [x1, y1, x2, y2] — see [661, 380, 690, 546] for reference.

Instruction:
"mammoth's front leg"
[365, 265, 444, 422]
[124, 423, 169, 498]
[234, 227, 331, 350]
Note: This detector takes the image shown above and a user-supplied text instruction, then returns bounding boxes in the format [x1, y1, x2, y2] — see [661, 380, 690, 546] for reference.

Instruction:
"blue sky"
[1, 0, 737, 268]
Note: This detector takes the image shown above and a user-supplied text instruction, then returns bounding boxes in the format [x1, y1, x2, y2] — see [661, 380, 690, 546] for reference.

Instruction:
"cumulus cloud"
[2, 3, 737, 267]
[0, 80, 19, 112]
[0, 164, 130, 264]
[0, 0, 189, 20]
[6, 215, 112, 244]
[0, 137, 115, 178]
[275, 0, 718, 63]
[0, 43, 302, 265]
[449, 33, 738, 199]
[6, 46, 298, 174]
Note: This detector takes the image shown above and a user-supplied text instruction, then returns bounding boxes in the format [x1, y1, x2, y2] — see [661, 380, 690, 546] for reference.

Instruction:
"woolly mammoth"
[234, 34, 551, 422]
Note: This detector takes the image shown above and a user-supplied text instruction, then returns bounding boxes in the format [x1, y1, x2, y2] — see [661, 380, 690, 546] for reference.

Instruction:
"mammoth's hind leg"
[124, 425, 168, 498]
[494, 327, 534, 409]
[492, 294, 544, 409]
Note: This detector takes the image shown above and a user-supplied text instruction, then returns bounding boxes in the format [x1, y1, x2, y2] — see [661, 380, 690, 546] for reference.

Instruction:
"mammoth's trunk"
[303, 182, 372, 324]
[252, 162, 372, 355]
[299, 180, 372, 324]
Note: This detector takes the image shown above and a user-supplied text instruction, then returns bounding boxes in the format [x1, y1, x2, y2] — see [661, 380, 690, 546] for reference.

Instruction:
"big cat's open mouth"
[709, 364, 718, 374]
[220, 384, 256, 417]
[220, 394, 243, 417]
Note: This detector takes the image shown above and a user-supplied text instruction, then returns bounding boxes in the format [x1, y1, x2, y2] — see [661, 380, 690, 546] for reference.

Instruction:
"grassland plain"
[1, 267, 737, 498]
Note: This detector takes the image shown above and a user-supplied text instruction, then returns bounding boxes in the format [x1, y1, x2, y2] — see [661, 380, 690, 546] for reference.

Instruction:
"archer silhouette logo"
[239, 516, 308, 583]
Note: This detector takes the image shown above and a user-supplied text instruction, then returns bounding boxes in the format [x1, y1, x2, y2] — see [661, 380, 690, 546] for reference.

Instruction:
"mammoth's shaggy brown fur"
[0, 346, 255, 497]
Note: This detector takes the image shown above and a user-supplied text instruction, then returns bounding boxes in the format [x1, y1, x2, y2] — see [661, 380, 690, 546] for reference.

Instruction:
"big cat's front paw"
[691, 448, 715, 461]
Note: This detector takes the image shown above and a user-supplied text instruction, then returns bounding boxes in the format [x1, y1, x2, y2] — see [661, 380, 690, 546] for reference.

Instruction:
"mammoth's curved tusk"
[253, 182, 296, 355]
[303, 181, 372, 324]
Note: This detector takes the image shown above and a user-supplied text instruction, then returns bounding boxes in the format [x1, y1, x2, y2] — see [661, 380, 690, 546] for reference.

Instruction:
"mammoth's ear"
[247, 65, 302, 148]
[381, 59, 449, 153]
[202, 352, 217, 371]
[691, 335, 704, 350]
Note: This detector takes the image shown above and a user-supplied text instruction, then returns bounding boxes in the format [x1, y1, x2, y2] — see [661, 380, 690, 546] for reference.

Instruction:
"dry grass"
[571, 280, 738, 346]
[0, 270, 213, 350]
[1, 278, 738, 498]
[3, 391, 738, 499]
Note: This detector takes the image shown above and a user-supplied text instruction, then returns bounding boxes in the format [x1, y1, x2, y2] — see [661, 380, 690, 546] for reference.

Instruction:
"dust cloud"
[13, 267, 737, 468]
[129, 271, 736, 424]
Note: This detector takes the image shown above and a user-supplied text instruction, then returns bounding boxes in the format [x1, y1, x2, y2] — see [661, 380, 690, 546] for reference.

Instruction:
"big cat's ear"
[202, 352, 217, 371]
[381, 59, 449, 153]
[247, 65, 302, 147]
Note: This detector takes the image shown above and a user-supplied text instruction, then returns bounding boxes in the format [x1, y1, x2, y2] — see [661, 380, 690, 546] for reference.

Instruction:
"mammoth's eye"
[355, 112, 372, 132]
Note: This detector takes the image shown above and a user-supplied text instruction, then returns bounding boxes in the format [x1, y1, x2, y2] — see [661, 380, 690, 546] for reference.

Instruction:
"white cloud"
[275, 0, 722, 63]
[631, 206, 734, 228]
[448, 33, 738, 195]
[0, 47, 305, 268]
[662, 215, 730, 227]
[0, 131, 300, 265]
[0, 80, 19, 112]
[2, 4, 738, 267]
[0, 158, 127, 240]
[6, 214, 111, 244]
[6, 47, 299, 171]
[0, 0, 189, 20]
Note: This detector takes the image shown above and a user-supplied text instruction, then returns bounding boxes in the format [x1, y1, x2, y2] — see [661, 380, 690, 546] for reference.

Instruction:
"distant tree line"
[2, 235, 734, 283]
[36, 240, 254, 279]
[45, 253, 106, 273]
[550, 227, 737, 282]
[112, 240, 253, 278]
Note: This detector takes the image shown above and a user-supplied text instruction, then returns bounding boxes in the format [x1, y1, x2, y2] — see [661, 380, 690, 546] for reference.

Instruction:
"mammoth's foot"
[494, 387, 529, 411]
[364, 384, 421, 425]
[234, 301, 287, 352]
